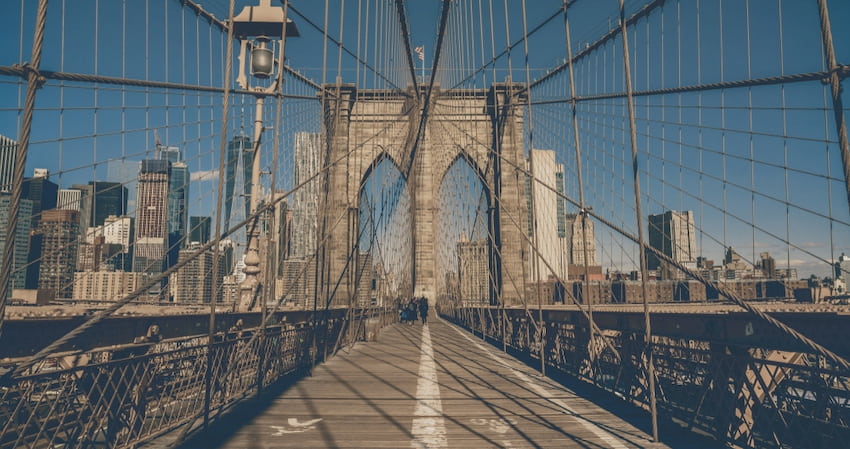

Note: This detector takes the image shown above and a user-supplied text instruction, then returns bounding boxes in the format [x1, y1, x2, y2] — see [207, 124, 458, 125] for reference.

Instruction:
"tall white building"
[133, 159, 170, 278]
[101, 215, 133, 251]
[526, 149, 567, 281]
[57, 188, 82, 211]
[290, 132, 322, 259]
[565, 213, 598, 267]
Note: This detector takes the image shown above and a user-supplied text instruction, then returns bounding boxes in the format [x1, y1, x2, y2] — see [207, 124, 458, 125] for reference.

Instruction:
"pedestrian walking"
[406, 300, 417, 325]
[418, 297, 429, 325]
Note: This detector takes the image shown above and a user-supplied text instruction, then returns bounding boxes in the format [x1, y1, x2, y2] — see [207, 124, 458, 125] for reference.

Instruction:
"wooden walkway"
[179, 318, 719, 449]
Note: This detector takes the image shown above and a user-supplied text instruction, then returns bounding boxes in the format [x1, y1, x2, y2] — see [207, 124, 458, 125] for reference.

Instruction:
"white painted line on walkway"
[445, 319, 629, 449]
[411, 324, 448, 449]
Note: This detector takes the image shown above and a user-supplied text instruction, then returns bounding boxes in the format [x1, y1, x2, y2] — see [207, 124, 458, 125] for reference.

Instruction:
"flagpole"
[421, 45, 425, 82]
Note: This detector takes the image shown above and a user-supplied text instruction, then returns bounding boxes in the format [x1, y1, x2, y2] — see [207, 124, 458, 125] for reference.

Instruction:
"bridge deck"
[178, 318, 712, 448]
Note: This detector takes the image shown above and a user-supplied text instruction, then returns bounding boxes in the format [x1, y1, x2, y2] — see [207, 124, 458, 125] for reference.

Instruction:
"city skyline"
[0, 0, 848, 307]
[2, 3, 849, 448]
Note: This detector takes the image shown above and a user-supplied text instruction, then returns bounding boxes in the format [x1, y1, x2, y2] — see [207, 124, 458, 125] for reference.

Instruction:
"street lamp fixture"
[230, 0, 298, 311]
[232, 0, 299, 90]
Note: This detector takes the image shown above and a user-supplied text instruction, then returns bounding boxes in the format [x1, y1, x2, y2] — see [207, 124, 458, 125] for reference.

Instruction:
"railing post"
[256, 307, 268, 398]
[501, 306, 507, 351]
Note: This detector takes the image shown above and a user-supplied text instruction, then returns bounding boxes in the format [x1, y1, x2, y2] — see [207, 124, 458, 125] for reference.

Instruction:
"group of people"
[399, 297, 429, 325]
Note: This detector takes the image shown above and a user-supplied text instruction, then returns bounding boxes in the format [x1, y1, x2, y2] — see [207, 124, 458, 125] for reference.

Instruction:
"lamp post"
[232, 0, 299, 311]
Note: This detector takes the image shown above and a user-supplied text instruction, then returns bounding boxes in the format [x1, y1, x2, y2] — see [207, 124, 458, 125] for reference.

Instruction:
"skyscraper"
[224, 135, 253, 230]
[158, 146, 180, 163]
[85, 181, 128, 227]
[101, 215, 134, 253]
[526, 149, 567, 281]
[57, 189, 82, 211]
[85, 215, 134, 271]
[62, 181, 127, 237]
[133, 159, 170, 278]
[648, 210, 696, 279]
[167, 160, 189, 238]
[167, 160, 189, 269]
[173, 242, 217, 303]
[457, 236, 489, 305]
[275, 199, 292, 277]
[154, 147, 189, 271]
[107, 159, 139, 211]
[565, 213, 598, 267]
[68, 184, 94, 235]
[77, 235, 107, 272]
[356, 252, 379, 307]
[0, 135, 16, 192]
[189, 216, 211, 244]
[0, 192, 33, 291]
[23, 169, 58, 289]
[36, 209, 80, 299]
[556, 172, 566, 238]
[22, 170, 58, 227]
[290, 132, 322, 258]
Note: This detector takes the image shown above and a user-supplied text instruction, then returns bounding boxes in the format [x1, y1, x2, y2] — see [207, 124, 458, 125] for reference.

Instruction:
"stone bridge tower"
[319, 83, 529, 307]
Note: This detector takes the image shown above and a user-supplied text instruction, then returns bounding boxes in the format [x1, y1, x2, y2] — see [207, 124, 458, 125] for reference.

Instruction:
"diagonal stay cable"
[519, 0, 668, 96]
[445, 4, 568, 91]
[438, 111, 850, 372]
[402, 0, 452, 179]
[287, 2, 405, 93]
[393, 0, 420, 93]
[0, 66, 317, 100]
[477, 121, 850, 372]
[427, 114, 621, 361]
[2, 115, 407, 381]
[180, 0, 321, 90]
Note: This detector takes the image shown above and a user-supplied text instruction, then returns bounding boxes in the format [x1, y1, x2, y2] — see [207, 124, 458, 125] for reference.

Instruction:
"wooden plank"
[176, 319, 710, 448]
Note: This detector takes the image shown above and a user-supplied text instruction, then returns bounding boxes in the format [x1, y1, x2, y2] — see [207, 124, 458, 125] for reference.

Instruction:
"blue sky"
[1, 0, 849, 277]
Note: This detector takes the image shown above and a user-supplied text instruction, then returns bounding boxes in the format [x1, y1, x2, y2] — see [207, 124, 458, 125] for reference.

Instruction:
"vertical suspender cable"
[562, 0, 596, 372]
[205, 0, 237, 428]
[486, 0, 506, 351]
[520, 0, 545, 375]
[617, 0, 658, 441]
[312, 0, 332, 371]
[501, 0, 530, 352]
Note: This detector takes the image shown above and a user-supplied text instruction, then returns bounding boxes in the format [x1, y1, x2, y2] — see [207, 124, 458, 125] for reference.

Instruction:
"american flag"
[414, 46, 425, 62]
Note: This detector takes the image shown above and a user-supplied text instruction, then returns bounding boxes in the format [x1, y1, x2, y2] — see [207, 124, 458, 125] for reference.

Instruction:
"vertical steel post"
[240, 95, 266, 310]
[258, 0, 292, 397]
[618, 0, 659, 440]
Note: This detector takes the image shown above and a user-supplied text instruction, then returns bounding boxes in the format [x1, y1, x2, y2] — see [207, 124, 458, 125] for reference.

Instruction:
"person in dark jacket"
[418, 297, 429, 325]
[406, 300, 417, 325]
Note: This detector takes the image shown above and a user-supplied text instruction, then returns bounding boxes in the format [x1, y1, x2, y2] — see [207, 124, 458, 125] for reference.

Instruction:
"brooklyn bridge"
[1, 0, 849, 448]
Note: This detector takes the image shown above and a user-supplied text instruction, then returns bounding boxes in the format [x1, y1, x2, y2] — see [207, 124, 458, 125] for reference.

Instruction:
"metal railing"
[444, 306, 850, 449]
[0, 307, 397, 449]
